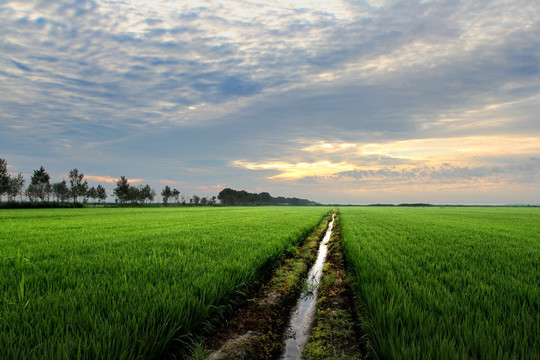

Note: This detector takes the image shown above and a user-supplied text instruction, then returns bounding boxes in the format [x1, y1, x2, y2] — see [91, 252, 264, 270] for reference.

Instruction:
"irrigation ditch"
[200, 211, 364, 360]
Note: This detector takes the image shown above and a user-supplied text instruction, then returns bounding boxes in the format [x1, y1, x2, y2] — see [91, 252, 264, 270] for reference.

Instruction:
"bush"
[0, 201, 84, 209]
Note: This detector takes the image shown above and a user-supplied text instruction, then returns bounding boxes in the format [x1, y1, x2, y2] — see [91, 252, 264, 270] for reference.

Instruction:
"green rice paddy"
[340, 207, 540, 360]
[2, 206, 538, 359]
[0, 207, 329, 359]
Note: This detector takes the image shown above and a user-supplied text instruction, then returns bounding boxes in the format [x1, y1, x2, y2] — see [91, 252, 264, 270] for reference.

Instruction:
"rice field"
[0, 206, 330, 360]
[3, 206, 538, 359]
[340, 207, 540, 360]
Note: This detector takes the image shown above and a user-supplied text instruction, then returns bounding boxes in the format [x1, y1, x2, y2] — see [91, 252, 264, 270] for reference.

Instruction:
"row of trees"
[2, 159, 319, 207]
[113, 176, 156, 204]
[0, 159, 24, 202]
[160, 185, 217, 206]
[0, 160, 107, 203]
[1, 159, 216, 206]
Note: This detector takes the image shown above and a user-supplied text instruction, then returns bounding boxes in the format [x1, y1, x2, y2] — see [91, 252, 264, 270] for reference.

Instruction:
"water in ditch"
[280, 214, 335, 359]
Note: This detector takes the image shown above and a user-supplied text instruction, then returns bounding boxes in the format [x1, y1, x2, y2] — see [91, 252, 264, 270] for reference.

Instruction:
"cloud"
[159, 179, 181, 185]
[1, 0, 540, 204]
[85, 175, 122, 184]
[233, 160, 355, 179]
[233, 134, 540, 194]
[195, 184, 224, 192]
[335, 163, 538, 185]
[10, 59, 32, 72]
[3, 0, 539, 134]
[233, 159, 540, 187]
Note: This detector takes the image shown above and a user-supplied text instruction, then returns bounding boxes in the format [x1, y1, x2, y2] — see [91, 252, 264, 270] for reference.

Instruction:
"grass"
[0, 206, 330, 359]
[340, 207, 540, 360]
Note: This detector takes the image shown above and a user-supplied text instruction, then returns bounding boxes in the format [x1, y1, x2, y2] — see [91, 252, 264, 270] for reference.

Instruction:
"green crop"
[340, 207, 540, 360]
[0, 206, 329, 359]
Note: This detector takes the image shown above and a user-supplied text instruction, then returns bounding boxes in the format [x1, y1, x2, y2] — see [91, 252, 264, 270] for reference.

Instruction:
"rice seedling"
[340, 207, 540, 360]
[0, 206, 330, 359]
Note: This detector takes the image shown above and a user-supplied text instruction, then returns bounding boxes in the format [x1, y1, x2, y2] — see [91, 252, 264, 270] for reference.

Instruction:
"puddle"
[280, 214, 335, 359]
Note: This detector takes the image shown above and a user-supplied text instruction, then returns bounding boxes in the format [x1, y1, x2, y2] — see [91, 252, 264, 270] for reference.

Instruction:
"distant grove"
[0, 158, 318, 206]
[216, 187, 319, 206]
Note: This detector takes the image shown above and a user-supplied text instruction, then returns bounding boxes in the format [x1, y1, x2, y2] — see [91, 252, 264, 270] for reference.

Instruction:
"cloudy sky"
[1, 0, 539, 204]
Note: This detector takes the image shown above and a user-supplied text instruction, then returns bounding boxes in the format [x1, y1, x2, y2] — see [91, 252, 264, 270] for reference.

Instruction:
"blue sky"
[1, 0, 539, 204]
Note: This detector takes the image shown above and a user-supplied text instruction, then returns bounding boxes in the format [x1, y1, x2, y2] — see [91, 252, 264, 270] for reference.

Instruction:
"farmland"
[0, 206, 330, 359]
[2, 206, 539, 360]
[340, 207, 540, 360]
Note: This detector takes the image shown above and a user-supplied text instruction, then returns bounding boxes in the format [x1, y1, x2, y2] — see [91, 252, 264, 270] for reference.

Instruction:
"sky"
[1, 0, 539, 205]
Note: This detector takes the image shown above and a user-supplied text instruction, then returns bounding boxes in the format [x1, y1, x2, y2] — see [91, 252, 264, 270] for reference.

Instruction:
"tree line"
[217, 188, 319, 206]
[0, 159, 108, 204]
[1, 158, 319, 207]
[0, 158, 214, 206]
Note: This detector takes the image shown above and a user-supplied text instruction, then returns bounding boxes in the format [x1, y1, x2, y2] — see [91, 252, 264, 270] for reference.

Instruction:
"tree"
[87, 186, 98, 203]
[172, 189, 180, 203]
[161, 185, 172, 206]
[53, 180, 70, 202]
[217, 187, 318, 206]
[139, 184, 154, 204]
[192, 195, 200, 205]
[68, 169, 88, 203]
[28, 166, 50, 202]
[218, 188, 238, 205]
[96, 185, 107, 203]
[44, 182, 52, 202]
[128, 186, 140, 204]
[259, 192, 271, 204]
[7, 173, 25, 202]
[114, 176, 130, 204]
[0, 158, 9, 202]
[25, 185, 38, 202]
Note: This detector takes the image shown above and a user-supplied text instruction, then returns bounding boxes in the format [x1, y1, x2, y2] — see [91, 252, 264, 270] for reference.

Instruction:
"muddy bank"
[280, 215, 334, 359]
[204, 213, 334, 360]
[303, 214, 365, 360]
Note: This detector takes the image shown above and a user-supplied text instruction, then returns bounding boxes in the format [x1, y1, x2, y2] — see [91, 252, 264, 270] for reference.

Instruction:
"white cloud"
[2, 0, 540, 204]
